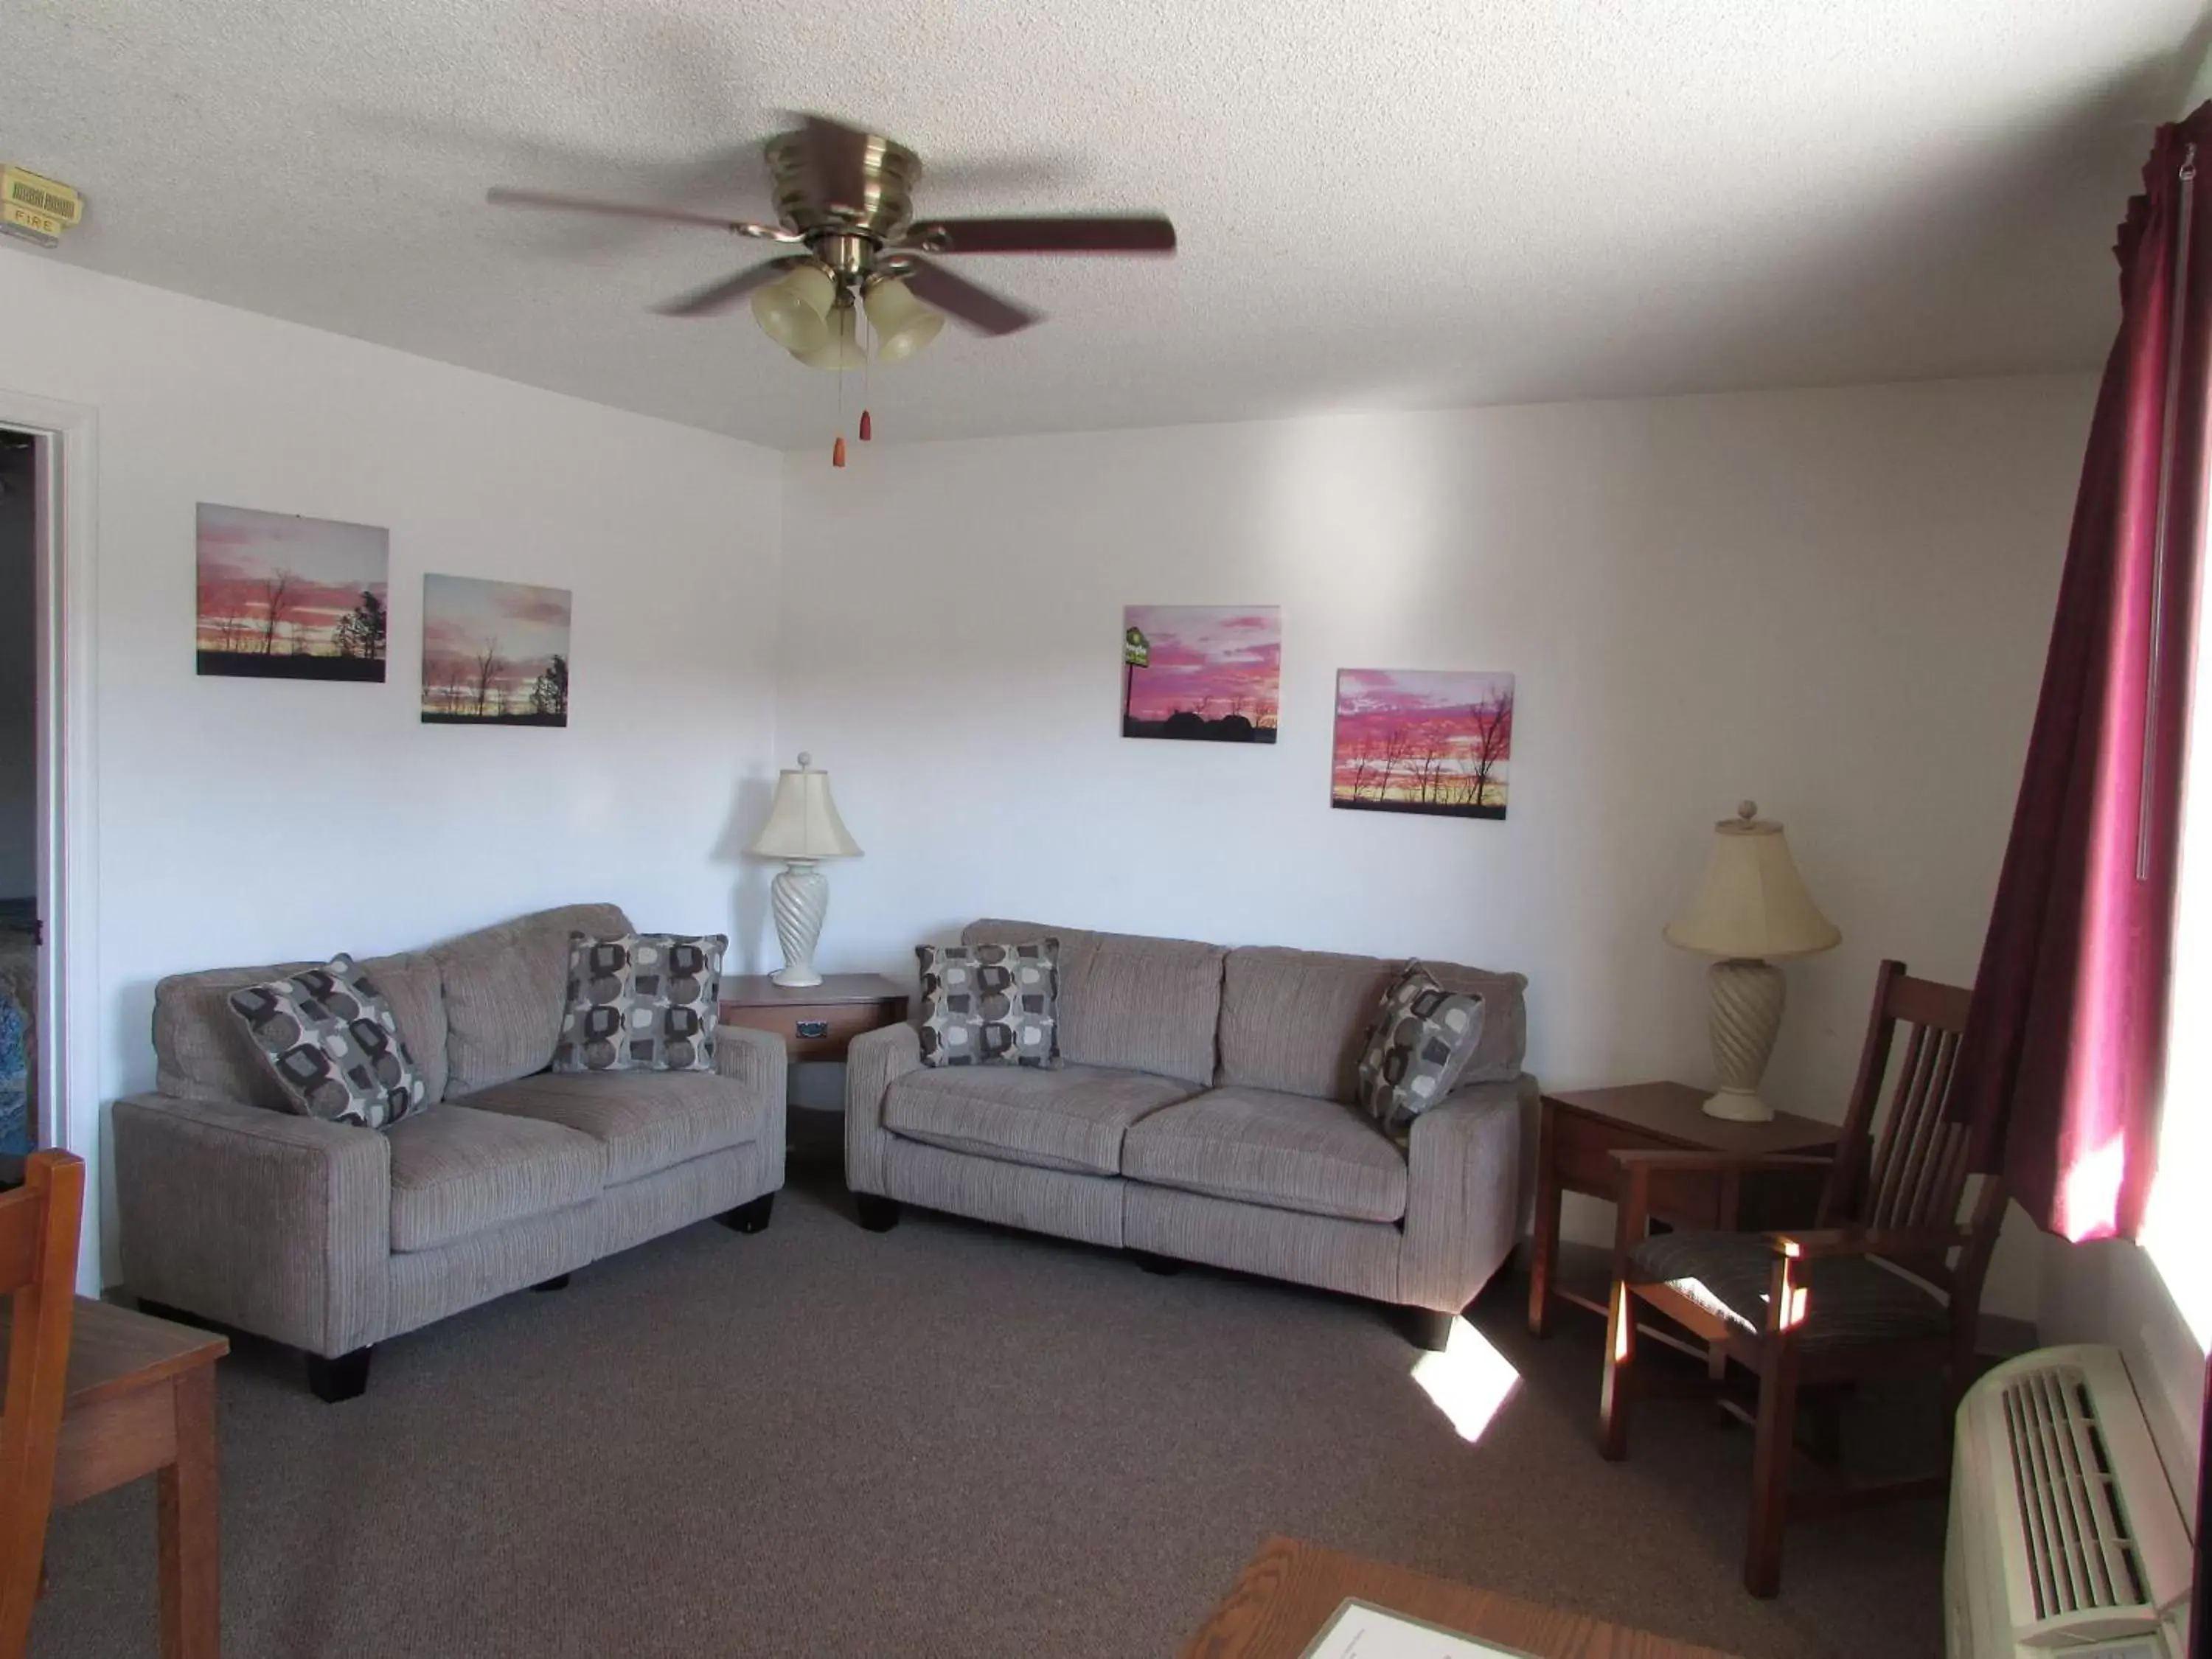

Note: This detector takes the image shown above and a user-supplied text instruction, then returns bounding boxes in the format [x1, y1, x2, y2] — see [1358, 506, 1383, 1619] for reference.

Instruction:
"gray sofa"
[846, 919, 1532, 1347]
[113, 902, 786, 1399]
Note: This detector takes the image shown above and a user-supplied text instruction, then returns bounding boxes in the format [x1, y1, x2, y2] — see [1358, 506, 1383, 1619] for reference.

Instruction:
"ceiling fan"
[487, 114, 1176, 373]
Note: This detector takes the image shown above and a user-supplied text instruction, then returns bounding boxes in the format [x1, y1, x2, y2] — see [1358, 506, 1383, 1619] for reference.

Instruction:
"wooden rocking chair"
[1596, 960, 2002, 1597]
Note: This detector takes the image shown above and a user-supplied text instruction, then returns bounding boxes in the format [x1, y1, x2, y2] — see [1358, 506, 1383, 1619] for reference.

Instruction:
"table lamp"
[745, 754, 863, 988]
[1663, 800, 1840, 1121]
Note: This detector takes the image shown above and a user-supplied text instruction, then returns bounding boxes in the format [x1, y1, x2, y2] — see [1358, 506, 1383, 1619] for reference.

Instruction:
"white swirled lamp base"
[769, 860, 830, 989]
[1702, 956, 1785, 1121]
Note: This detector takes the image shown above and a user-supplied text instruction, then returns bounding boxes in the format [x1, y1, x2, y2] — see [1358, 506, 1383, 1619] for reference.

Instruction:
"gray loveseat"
[846, 919, 1533, 1347]
[113, 902, 785, 1399]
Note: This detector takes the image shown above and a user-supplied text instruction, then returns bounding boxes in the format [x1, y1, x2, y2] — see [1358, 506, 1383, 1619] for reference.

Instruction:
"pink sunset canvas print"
[1331, 669, 1514, 818]
[1121, 605, 1281, 743]
[421, 574, 572, 728]
[195, 503, 389, 681]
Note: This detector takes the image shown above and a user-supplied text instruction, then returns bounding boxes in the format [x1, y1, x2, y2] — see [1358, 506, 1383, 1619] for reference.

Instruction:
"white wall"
[776, 379, 2099, 1320]
[0, 246, 783, 1282]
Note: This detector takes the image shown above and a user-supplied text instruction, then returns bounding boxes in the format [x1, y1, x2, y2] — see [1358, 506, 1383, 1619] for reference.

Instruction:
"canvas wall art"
[1331, 669, 1514, 819]
[195, 503, 389, 681]
[420, 574, 571, 727]
[1121, 605, 1281, 743]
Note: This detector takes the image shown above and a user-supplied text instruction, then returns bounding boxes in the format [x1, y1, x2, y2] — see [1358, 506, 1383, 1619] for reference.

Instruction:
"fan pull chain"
[860, 299, 874, 441]
[832, 321, 847, 467]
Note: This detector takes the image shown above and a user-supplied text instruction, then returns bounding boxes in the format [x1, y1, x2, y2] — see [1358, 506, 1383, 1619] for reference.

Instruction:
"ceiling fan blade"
[651, 257, 805, 318]
[902, 215, 1177, 256]
[898, 258, 1040, 336]
[801, 114, 872, 212]
[487, 186, 783, 237]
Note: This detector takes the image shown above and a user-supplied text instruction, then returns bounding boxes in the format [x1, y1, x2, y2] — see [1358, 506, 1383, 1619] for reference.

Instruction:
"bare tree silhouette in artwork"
[256, 571, 296, 655]
[1464, 689, 1514, 810]
[331, 590, 387, 661]
[470, 640, 507, 719]
[530, 655, 570, 719]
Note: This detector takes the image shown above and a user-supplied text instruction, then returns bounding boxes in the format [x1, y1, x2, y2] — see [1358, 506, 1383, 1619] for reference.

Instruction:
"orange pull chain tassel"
[858, 409, 873, 442]
[832, 434, 847, 468]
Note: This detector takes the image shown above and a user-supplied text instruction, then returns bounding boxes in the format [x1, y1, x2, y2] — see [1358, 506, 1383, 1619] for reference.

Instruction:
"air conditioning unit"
[1947, 1344, 2194, 1659]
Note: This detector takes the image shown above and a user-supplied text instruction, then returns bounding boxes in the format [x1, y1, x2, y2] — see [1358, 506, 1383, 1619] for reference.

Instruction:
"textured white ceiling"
[3, 0, 2202, 448]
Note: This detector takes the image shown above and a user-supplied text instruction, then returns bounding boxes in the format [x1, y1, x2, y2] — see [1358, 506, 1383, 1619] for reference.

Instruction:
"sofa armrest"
[844, 1023, 922, 1195]
[714, 1024, 790, 1191]
[111, 1092, 392, 1356]
[1398, 1074, 1533, 1314]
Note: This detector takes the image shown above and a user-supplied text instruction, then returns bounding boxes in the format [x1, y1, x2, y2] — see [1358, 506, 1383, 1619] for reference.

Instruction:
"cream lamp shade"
[863, 276, 946, 364]
[791, 304, 866, 372]
[746, 754, 861, 988]
[746, 754, 862, 860]
[1663, 802, 1840, 959]
[1665, 801, 1839, 1122]
[750, 264, 835, 354]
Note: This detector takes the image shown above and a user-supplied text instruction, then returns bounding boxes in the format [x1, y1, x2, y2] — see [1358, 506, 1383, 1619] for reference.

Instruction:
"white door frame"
[0, 388, 100, 1201]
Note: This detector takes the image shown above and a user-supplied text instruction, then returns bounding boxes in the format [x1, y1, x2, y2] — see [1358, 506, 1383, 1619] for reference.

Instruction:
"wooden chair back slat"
[1876, 1025, 1950, 1226]
[0, 1151, 86, 1659]
[1819, 961, 1983, 1271]
[1860, 1020, 1927, 1223]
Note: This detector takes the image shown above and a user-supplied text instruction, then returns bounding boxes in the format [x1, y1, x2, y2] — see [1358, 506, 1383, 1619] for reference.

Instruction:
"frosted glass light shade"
[1663, 801, 1840, 960]
[746, 754, 863, 860]
[751, 265, 833, 352]
[792, 305, 865, 371]
[864, 276, 945, 364]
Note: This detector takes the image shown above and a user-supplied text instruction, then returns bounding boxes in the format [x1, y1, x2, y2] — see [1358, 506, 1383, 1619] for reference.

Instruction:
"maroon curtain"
[1951, 109, 2212, 1242]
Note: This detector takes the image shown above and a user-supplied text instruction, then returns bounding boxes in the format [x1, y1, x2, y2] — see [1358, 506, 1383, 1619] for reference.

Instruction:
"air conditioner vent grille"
[2000, 1363, 2151, 1621]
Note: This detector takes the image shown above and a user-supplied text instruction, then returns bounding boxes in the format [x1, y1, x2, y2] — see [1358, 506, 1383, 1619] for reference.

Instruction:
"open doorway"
[0, 427, 39, 1155]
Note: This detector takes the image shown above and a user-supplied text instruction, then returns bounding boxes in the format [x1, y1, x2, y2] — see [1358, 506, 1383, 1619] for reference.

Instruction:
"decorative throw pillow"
[1356, 964, 1486, 1141]
[552, 932, 726, 1073]
[229, 954, 430, 1129]
[915, 939, 1061, 1068]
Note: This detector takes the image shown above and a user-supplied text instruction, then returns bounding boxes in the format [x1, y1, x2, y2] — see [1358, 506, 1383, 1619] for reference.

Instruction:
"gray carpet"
[32, 1172, 1946, 1658]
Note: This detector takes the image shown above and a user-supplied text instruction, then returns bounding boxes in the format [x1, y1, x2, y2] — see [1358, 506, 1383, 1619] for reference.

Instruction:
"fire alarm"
[1, 166, 84, 249]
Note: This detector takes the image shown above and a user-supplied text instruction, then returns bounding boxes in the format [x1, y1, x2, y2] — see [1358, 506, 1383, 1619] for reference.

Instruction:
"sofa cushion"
[1418, 960, 1528, 1084]
[385, 1104, 605, 1252]
[1355, 967, 1486, 1141]
[156, 948, 449, 1110]
[961, 919, 1225, 1088]
[1217, 947, 1402, 1101]
[551, 932, 726, 1074]
[463, 1070, 763, 1186]
[228, 954, 432, 1129]
[882, 1064, 1194, 1176]
[915, 939, 1061, 1068]
[431, 902, 631, 1098]
[1121, 1086, 1409, 1223]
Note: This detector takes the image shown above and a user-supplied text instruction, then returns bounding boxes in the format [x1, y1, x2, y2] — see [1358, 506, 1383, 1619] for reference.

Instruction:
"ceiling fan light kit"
[489, 114, 1175, 460]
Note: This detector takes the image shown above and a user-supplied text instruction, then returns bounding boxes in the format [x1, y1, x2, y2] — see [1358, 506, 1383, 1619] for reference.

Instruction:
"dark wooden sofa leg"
[853, 1194, 902, 1233]
[1130, 1251, 1184, 1276]
[720, 1194, 775, 1234]
[531, 1273, 571, 1292]
[1401, 1306, 1455, 1352]
[307, 1347, 372, 1403]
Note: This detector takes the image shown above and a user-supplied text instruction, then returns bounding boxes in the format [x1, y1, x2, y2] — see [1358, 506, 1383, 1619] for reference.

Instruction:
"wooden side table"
[1178, 1535, 1737, 1658]
[718, 973, 911, 1062]
[1528, 1082, 1838, 1338]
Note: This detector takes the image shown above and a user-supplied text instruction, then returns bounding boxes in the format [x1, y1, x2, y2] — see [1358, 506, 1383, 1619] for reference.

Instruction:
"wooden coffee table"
[1178, 1537, 1736, 1658]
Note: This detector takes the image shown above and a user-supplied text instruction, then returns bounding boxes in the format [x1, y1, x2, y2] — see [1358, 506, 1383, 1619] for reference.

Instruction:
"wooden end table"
[1178, 1535, 1737, 1658]
[1528, 1082, 1838, 1338]
[718, 973, 911, 1062]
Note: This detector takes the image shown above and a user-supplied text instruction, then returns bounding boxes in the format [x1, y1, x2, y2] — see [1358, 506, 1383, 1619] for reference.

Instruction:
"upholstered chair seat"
[1629, 1229, 1951, 1351]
